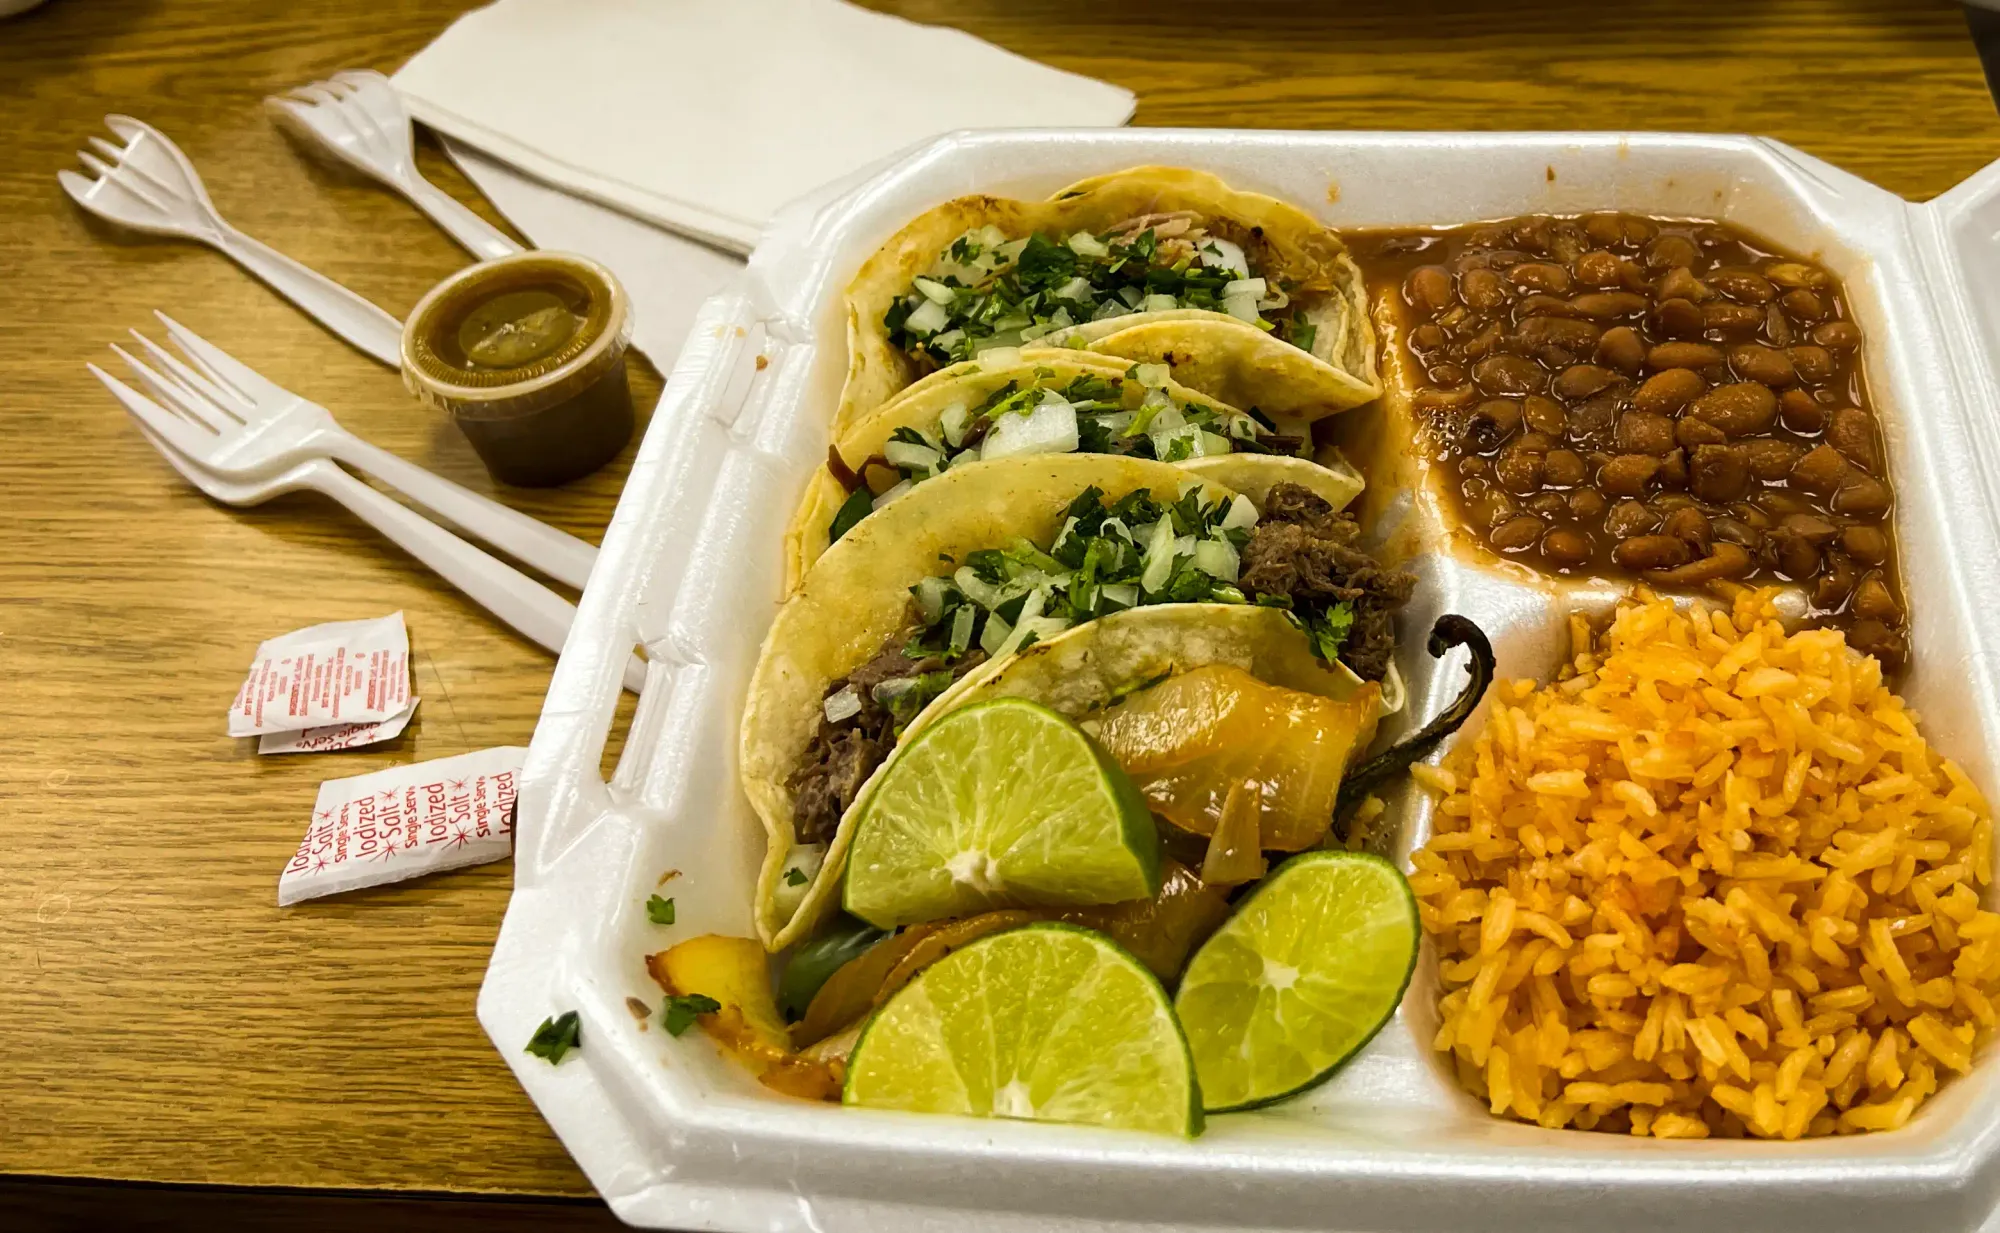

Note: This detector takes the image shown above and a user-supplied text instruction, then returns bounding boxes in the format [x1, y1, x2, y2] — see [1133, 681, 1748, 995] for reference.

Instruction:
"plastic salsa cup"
[400, 250, 635, 487]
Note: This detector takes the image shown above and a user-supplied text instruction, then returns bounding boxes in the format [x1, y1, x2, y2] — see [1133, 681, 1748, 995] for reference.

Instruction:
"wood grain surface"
[1, 0, 1994, 1207]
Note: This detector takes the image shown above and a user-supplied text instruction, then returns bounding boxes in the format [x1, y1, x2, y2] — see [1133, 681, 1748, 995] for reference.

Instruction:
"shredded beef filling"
[787, 637, 987, 845]
[1240, 483, 1416, 683]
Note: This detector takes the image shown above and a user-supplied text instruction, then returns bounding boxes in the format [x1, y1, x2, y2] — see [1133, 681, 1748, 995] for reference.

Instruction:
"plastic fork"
[108, 313, 597, 590]
[99, 371, 647, 696]
[58, 114, 406, 366]
[267, 71, 521, 261]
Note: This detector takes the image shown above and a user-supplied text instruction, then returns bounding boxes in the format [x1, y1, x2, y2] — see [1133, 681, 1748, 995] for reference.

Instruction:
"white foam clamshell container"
[480, 130, 2000, 1232]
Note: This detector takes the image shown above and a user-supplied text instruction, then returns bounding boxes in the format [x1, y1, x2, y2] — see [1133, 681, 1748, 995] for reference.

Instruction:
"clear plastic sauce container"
[401, 251, 635, 487]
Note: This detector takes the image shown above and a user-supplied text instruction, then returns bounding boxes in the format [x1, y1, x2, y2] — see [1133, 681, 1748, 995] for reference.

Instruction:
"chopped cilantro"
[525, 1010, 581, 1064]
[662, 994, 721, 1037]
[646, 894, 676, 925]
[784, 867, 809, 887]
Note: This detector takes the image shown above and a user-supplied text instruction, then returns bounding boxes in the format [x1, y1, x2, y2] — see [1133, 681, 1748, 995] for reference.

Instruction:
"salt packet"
[257, 703, 418, 755]
[279, 746, 525, 906]
[228, 612, 415, 744]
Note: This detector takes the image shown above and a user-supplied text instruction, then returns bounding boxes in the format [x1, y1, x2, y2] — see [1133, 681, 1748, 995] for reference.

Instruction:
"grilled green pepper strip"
[777, 914, 888, 1021]
[1334, 615, 1495, 828]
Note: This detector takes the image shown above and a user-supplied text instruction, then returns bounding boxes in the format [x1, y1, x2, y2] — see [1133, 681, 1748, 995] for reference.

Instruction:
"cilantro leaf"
[784, 867, 808, 887]
[525, 1010, 582, 1064]
[1014, 234, 1078, 289]
[646, 895, 676, 925]
[828, 487, 873, 543]
[662, 994, 721, 1037]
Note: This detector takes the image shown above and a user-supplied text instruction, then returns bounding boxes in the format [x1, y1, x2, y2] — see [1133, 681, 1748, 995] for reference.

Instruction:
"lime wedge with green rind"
[843, 922, 1201, 1136]
[1174, 850, 1419, 1112]
[843, 697, 1160, 929]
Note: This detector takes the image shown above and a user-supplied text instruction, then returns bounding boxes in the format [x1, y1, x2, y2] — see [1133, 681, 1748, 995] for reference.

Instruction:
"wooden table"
[4, 0, 1995, 1226]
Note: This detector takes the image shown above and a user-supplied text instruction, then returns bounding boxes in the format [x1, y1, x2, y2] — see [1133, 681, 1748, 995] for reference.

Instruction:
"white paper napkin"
[393, 0, 1135, 254]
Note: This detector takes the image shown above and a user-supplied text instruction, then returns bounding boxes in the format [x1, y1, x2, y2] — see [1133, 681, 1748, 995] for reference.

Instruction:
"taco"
[837, 166, 1379, 437]
[740, 453, 1415, 949]
[784, 349, 1366, 590]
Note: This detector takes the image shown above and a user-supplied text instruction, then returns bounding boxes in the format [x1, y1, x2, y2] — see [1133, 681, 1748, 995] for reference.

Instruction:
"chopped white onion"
[913, 276, 955, 304]
[1101, 583, 1139, 610]
[875, 478, 916, 507]
[1221, 494, 1260, 530]
[903, 297, 949, 337]
[911, 575, 953, 624]
[1140, 517, 1178, 593]
[1222, 292, 1261, 323]
[930, 328, 965, 355]
[1222, 277, 1268, 299]
[975, 345, 1022, 369]
[884, 439, 943, 472]
[1193, 537, 1240, 583]
[1198, 237, 1250, 278]
[1141, 293, 1179, 313]
[1067, 231, 1110, 258]
[953, 566, 1006, 611]
[1054, 276, 1096, 301]
[822, 686, 862, 724]
[940, 402, 972, 448]
[981, 396, 1079, 461]
[1200, 430, 1235, 457]
[991, 589, 1047, 659]
[979, 612, 1013, 656]
[1132, 362, 1172, 388]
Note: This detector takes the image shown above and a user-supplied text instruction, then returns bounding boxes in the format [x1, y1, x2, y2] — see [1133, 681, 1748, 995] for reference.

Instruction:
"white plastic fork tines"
[268, 70, 521, 261]
[115, 312, 596, 592]
[93, 348, 645, 696]
[58, 115, 406, 367]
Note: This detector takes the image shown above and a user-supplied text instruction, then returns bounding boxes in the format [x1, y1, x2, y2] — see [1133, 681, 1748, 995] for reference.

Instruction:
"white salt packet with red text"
[258, 700, 420, 755]
[228, 612, 413, 738]
[278, 746, 525, 906]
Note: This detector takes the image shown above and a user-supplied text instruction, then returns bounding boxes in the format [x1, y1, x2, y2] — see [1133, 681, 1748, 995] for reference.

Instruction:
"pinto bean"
[1600, 454, 1661, 497]
[1569, 487, 1608, 519]
[1841, 525, 1888, 565]
[1644, 542, 1752, 585]
[1764, 303, 1796, 348]
[1652, 297, 1707, 339]
[1594, 326, 1645, 374]
[1654, 266, 1709, 303]
[1711, 517, 1763, 550]
[1687, 382, 1778, 436]
[1495, 444, 1546, 494]
[1789, 443, 1850, 493]
[1675, 415, 1729, 450]
[1743, 439, 1805, 481]
[1702, 301, 1764, 334]
[1605, 498, 1658, 539]
[1780, 289, 1827, 323]
[1473, 354, 1546, 395]
[1709, 268, 1777, 303]
[1565, 394, 1620, 447]
[1542, 527, 1594, 566]
[1827, 408, 1880, 471]
[1515, 293, 1585, 319]
[1489, 515, 1546, 551]
[1569, 291, 1649, 320]
[1812, 320, 1862, 350]
[1662, 506, 1713, 551]
[1411, 323, 1446, 351]
[1631, 368, 1707, 417]
[1615, 535, 1693, 570]
[1543, 447, 1587, 487]
[1461, 267, 1508, 310]
[1573, 250, 1625, 287]
[1405, 266, 1456, 314]
[1509, 262, 1573, 294]
[1779, 389, 1829, 433]
[1689, 444, 1753, 502]
[1647, 341, 1725, 370]
[1552, 364, 1623, 402]
[1764, 262, 1828, 289]
[1615, 411, 1678, 456]
[1644, 234, 1699, 270]
[1656, 447, 1689, 489]
[1833, 474, 1892, 516]
[1848, 620, 1907, 670]
[1585, 213, 1655, 249]
[1852, 576, 1902, 622]
[1462, 399, 1522, 447]
[1516, 316, 1602, 353]
[1730, 344, 1797, 387]
[1523, 396, 1568, 436]
[1786, 345, 1834, 386]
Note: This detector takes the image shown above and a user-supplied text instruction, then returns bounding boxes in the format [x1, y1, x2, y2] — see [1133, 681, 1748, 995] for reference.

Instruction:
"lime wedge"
[843, 698, 1160, 929]
[844, 922, 1201, 1136]
[1174, 851, 1419, 1111]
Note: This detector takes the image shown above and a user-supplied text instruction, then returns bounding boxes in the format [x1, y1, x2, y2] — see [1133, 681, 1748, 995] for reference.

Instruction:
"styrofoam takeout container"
[478, 130, 2000, 1232]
